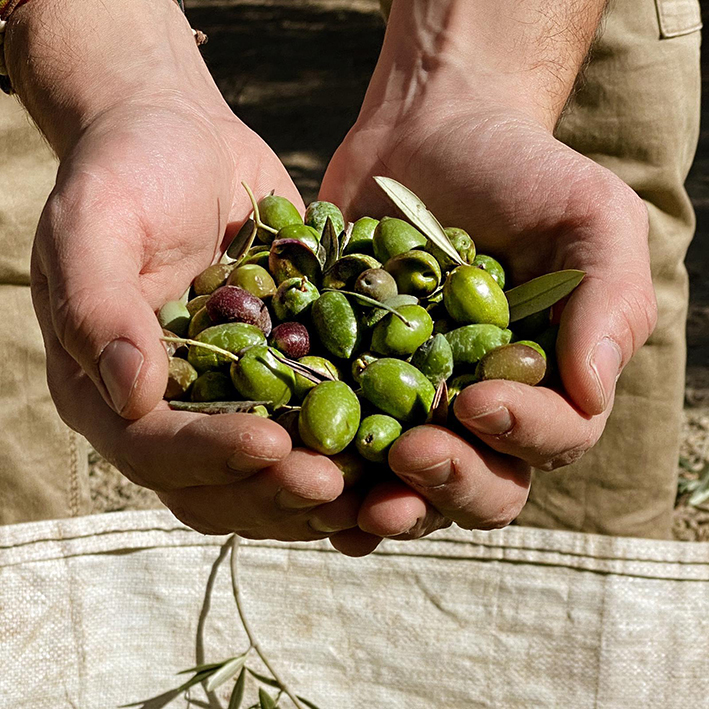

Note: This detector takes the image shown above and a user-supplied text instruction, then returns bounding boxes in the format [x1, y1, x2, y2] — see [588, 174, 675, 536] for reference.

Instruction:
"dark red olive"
[205, 285, 272, 336]
[269, 322, 310, 359]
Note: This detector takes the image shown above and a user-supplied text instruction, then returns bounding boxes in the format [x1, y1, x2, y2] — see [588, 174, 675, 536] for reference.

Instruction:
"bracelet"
[0, 0, 206, 95]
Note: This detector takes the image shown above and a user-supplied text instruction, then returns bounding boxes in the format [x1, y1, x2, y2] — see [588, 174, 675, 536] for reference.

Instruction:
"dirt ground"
[89, 0, 709, 541]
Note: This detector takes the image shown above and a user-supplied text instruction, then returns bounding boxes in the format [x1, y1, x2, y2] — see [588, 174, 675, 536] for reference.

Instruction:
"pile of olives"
[158, 185, 564, 473]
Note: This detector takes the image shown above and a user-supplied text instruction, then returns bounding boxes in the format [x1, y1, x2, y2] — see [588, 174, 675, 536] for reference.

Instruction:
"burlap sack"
[2, 509, 708, 708]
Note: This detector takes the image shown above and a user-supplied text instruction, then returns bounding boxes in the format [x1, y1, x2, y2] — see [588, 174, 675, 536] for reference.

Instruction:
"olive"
[250, 405, 270, 418]
[322, 254, 381, 291]
[354, 268, 398, 303]
[472, 254, 506, 289]
[193, 263, 235, 296]
[371, 304, 433, 357]
[345, 217, 379, 255]
[384, 249, 441, 298]
[227, 264, 277, 300]
[276, 224, 321, 253]
[351, 351, 379, 384]
[274, 408, 302, 446]
[206, 285, 272, 336]
[187, 306, 214, 338]
[257, 195, 303, 244]
[293, 355, 340, 401]
[269, 238, 322, 286]
[186, 294, 211, 317]
[162, 328, 188, 358]
[514, 340, 546, 359]
[230, 345, 296, 410]
[311, 291, 362, 360]
[240, 249, 271, 269]
[158, 300, 191, 337]
[299, 381, 361, 455]
[372, 217, 427, 263]
[360, 358, 435, 423]
[187, 322, 266, 374]
[445, 324, 512, 366]
[269, 322, 310, 359]
[355, 414, 402, 463]
[475, 343, 547, 385]
[410, 333, 454, 385]
[272, 277, 320, 321]
[164, 357, 198, 400]
[329, 450, 377, 488]
[361, 294, 419, 329]
[425, 227, 476, 270]
[447, 373, 479, 404]
[305, 201, 345, 237]
[191, 371, 236, 402]
[443, 264, 510, 328]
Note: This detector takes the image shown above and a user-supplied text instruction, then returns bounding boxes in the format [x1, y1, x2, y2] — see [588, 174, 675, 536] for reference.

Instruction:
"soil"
[88, 0, 709, 541]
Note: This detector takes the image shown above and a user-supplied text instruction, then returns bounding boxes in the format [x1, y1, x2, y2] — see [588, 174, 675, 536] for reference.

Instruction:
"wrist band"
[0, 0, 206, 95]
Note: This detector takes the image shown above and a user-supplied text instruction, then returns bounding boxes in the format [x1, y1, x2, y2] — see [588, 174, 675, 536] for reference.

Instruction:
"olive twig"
[242, 181, 279, 235]
[229, 536, 307, 709]
[160, 336, 241, 363]
[323, 289, 414, 328]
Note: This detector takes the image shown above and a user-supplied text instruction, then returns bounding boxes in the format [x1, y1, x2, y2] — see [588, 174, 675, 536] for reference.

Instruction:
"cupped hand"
[317, 101, 656, 539]
[30, 91, 353, 542]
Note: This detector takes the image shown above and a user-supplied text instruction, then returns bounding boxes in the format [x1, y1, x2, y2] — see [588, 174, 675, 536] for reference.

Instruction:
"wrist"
[5, 0, 229, 157]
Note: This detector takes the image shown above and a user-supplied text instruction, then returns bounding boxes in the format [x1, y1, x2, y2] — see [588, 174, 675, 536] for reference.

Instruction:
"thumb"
[34, 194, 170, 420]
[556, 209, 657, 417]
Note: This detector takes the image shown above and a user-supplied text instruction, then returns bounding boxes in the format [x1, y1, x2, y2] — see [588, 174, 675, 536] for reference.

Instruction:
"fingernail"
[274, 488, 318, 510]
[464, 406, 513, 436]
[590, 338, 622, 410]
[99, 339, 144, 415]
[308, 518, 345, 534]
[384, 520, 419, 538]
[398, 459, 452, 488]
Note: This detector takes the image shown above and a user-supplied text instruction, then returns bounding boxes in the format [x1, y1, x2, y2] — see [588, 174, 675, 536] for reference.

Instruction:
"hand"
[317, 100, 656, 540]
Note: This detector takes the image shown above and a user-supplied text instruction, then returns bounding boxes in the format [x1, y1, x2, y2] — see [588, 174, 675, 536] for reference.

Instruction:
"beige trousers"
[0, 0, 701, 538]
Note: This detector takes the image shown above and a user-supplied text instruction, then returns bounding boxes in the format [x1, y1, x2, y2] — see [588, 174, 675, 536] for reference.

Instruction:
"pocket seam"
[654, 0, 703, 39]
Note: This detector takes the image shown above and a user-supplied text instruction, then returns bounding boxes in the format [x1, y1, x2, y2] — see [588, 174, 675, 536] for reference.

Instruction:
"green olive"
[513, 340, 547, 360]
[186, 294, 211, 317]
[230, 345, 296, 410]
[298, 381, 361, 455]
[447, 373, 479, 404]
[192, 263, 235, 296]
[351, 351, 380, 384]
[372, 217, 427, 263]
[187, 322, 266, 373]
[355, 414, 403, 463]
[472, 254, 506, 289]
[158, 300, 191, 337]
[345, 217, 379, 255]
[311, 291, 362, 360]
[384, 249, 442, 298]
[272, 277, 320, 321]
[360, 358, 435, 423]
[361, 294, 419, 329]
[257, 195, 303, 244]
[444, 324, 512, 366]
[305, 201, 345, 237]
[293, 355, 340, 401]
[322, 254, 381, 291]
[276, 224, 321, 253]
[475, 343, 547, 385]
[191, 371, 236, 402]
[354, 268, 398, 303]
[443, 264, 510, 327]
[425, 227, 476, 270]
[227, 264, 277, 300]
[164, 357, 198, 400]
[371, 304, 433, 357]
[240, 249, 271, 269]
[410, 333, 454, 385]
[187, 306, 214, 338]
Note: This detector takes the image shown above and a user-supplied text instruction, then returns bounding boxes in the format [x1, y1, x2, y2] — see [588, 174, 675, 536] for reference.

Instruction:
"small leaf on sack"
[426, 379, 449, 426]
[259, 687, 277, 709]
[688, 463, 709, 507]
[205, 654, 248, 692]
[247, 669, 281, 688]
[227, 218, 258, 261]
[505, 269, 585, 322]
[228, 669, 247, 709]
[168, 401, 270, 415]
[177, 661, 229, 676]
[374, 176, 464, 267]
[297, 697, 324, 709]
[321, 216, 340, 272]
[175, 667, 221, 694]
[269, 351, 335, 384]
[339, 221, 354, 257]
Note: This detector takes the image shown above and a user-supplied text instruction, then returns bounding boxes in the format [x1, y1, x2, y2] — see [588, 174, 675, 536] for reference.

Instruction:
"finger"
[33, 192, 171, 420]
[558, 193, 656, 416]
[388, 425, 530, 530]
[454, 380, 608, 470]
[328, 528, 383, 557]
[308, 488, 366, 534]
[357, 480, 451, 539]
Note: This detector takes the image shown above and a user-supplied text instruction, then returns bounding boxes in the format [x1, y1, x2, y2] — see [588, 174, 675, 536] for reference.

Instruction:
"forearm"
[367, 0, 607, 130]
[4, 0, 226, 157]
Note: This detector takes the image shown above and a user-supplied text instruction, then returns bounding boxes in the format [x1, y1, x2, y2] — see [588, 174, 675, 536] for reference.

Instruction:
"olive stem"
[160, 336, 241, 363]
[242, 181, 279, 235]
[322, 288, 414, 328]
[229, 536, 307, 709]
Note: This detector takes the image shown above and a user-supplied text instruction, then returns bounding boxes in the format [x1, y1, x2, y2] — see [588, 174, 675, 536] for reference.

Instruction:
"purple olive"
[206, 285, 272, 336]
[269, 322, 310, 359]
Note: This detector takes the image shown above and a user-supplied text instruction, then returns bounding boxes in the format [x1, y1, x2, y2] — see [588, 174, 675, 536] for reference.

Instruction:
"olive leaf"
[242, 181, 278, 236]
[320, 216, 340, 272]
[296, 697, 324, 709]
[228, 668, 247, 709]
[426, 379, 449, 426]
[268, 351, 335, 384]
[177, 661, 229, 676]
[168, 401, 270, 415]
[206, 654, 249, 692]
[339, 221, 354, 257]
[227, 218, 258, 261]
[505, 269, 585, 322]
[374, 176, 464, 267]
[323, 288, 413, 328]
[259, 687, 278, 709]
[247, 669, 281, 689]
